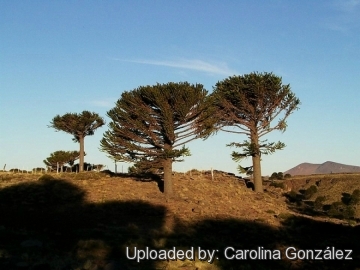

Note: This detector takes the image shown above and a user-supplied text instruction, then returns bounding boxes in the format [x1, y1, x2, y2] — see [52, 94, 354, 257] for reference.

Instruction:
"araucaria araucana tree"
[49, 111, 105, 172]
[207, 72, 300, 192]
[100, 82, 208, 196]
[43, 150, 82, 172]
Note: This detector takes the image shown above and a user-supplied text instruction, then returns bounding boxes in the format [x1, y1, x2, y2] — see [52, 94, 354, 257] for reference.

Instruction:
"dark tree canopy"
[101, 82, 209, 196]
[128, 157, 164, 175]
[204, 72, 300, 192]
[43, 150, 82, 172]
[49, 111, 105, 172]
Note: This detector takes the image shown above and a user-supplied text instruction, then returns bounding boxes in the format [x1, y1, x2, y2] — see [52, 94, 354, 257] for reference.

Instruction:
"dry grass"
[0, 171, 359, 270]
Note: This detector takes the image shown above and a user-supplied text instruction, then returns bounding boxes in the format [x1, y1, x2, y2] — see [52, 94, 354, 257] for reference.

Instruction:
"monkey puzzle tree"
[49, 111, 105, 172]
[204, 72, 300, 192]
[43, 150, 82, 172]
[100, 82, 208, 196]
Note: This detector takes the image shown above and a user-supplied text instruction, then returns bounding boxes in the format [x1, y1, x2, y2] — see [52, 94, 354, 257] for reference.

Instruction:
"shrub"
[314, 196, 326, 210]
[328, 201, 355, 220]
[284, 173, 291, 179]
[269, 182, 285, 189]
[287, 190, 298, 202]
[304, 185, 318, 199]
[270, 172, 278, 180]
[32, 167, 46, 173]
[350, 189, 360, 205]
[341, 193, 352, 205]
[341, 189, 360, 205]
[270, 172, 286, 180]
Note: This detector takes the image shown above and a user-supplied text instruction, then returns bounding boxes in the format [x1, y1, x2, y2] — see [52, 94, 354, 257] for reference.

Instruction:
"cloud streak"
[117, 58, 237, 76]
[323, 0, 360, 33]
[90, 99, 115, 108]
[335, 0, 360, 12]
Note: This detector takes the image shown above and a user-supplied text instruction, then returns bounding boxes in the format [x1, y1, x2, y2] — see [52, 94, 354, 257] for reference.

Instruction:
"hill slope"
[285, 161, 360, 176]
[0, 171, 359, 270]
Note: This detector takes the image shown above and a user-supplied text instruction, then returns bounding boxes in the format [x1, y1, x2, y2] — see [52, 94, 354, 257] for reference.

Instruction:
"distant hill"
[285, 161, 360, 176]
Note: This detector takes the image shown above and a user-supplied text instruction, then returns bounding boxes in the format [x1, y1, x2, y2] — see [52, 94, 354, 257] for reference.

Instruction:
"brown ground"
[0, 171, 359, 270]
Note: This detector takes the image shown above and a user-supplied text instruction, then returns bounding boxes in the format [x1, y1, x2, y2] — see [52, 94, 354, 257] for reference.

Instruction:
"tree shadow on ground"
[165, 215, 360, 270]
[99, 171, 164, 193]
[0, 178, 166, 270]
[0, 178, 359, 270]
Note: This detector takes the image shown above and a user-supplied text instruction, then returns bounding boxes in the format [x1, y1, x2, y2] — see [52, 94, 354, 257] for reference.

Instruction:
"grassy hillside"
[0, 171, 359, 270]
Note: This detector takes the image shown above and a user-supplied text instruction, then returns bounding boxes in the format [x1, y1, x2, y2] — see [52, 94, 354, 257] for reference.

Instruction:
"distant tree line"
[270, 172, 291, 180]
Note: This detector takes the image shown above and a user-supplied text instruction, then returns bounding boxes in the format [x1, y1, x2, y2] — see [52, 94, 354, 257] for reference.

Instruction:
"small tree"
[101, 82, 209, 197]
[93, 164, 105, 172]
[270, 172, 279, 180]
[49, 111, 105, 172]
[43, 150, 82, 172]
[203, 72, 300, 192]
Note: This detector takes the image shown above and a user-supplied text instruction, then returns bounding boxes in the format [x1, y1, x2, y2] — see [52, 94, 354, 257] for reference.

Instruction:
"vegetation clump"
[9, 169, 27, 173]
[32, 167, 46, 173]
[304, 185, 318, 199]
[287, 184, 360, 221]
[314, 196, 326, 210]
[269, 182, 285, 189]
[328, 201, 355, 220]
[270, 172, 290, 180]
[341, 189, 360, 205]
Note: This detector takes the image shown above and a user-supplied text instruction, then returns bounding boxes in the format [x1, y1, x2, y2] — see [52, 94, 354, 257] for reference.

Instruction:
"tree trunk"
[79, 135, 84, 172]
[163, 158, 173, 197]
[251, 131, 263, 192]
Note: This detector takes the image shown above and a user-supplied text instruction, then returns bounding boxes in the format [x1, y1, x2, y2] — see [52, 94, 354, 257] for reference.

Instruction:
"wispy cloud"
[90, 98, 115, 108]
[323, 22, 349, 33]
[115, 58, 237, 76]
[324, 0, 360, 33]
[334, 0, 360, 12]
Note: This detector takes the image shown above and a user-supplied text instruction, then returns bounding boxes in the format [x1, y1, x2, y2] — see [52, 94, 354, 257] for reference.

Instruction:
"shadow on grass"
[166, 216, 359, 270]
[0, 178, 166, 270]
[100, 170, 164, 193]
[0, 178, 359, 269]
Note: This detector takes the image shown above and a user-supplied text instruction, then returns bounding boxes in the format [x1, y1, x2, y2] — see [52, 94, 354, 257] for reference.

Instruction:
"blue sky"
[1, 0, 359, 176]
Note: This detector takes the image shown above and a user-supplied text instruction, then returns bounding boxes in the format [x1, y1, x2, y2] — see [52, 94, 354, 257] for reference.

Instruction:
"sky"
[1, 0, 359, 176]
